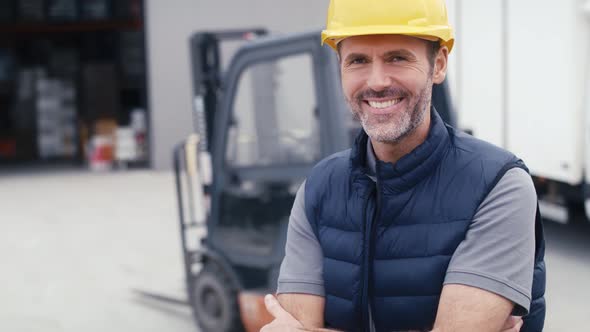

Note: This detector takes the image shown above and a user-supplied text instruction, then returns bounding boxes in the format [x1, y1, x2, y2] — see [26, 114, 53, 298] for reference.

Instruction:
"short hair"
[426, 40, 441, 69]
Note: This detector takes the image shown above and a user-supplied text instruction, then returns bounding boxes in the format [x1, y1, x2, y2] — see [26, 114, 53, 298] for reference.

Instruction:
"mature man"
[262, 0, 546, 331]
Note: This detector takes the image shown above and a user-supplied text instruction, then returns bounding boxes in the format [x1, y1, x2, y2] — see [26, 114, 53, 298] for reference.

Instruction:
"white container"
[115, 127, 138, 162]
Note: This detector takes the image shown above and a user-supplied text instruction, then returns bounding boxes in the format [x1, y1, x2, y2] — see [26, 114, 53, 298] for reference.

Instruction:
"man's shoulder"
[304, 149, 353, 204]
[443, 127, 530, 204]
[448, 127, 522, 170]
[451, 128, 514, 158]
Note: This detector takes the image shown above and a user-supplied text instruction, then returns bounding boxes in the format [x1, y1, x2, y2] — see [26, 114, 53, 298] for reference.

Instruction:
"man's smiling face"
[339, 34, 446, 144]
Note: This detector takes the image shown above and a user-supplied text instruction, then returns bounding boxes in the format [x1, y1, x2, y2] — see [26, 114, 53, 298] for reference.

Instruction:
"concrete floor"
[1, 168, 589, 331]
[543, 220, 590, 331]
[0, 169, 198, 332]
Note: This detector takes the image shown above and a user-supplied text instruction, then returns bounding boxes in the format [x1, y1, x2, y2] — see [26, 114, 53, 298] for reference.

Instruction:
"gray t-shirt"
[277, 140, 537, 318]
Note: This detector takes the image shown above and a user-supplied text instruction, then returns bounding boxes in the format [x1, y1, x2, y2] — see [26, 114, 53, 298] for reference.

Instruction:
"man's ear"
[432, 46, 449, 84]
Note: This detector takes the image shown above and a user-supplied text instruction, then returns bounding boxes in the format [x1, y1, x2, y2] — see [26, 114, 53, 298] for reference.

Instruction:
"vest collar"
[350, 108, 450, 193]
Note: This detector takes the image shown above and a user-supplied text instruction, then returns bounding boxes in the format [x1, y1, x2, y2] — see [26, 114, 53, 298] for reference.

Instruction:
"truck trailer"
[446, 0, 590, 223]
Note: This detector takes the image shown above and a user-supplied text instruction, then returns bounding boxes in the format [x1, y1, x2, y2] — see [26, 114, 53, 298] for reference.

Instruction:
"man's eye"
[349, 58, 367, 65]
[389, 56, 406, 62]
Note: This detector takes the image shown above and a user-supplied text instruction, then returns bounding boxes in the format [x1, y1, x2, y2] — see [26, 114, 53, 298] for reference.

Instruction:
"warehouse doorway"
[0, 0, 149, 171]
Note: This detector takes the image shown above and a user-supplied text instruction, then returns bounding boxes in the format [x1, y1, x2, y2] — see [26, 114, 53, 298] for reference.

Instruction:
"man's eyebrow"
[382, 49, 417, 60]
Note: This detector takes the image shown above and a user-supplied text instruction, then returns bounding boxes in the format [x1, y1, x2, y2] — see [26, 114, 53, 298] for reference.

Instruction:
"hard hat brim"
[322, 25, 454, 53]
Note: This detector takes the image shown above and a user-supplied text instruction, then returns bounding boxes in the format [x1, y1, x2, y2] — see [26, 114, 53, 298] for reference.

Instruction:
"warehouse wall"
[145, 0, 328, 169]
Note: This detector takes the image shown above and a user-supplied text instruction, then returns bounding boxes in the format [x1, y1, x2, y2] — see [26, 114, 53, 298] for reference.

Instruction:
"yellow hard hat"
[321, 0, 454, 53]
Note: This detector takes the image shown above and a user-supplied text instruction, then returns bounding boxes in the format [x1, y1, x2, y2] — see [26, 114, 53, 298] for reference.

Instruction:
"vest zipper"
[370, 181, 383, 331]
[360, 185, 375, 331]
[361, 171, 383, 331]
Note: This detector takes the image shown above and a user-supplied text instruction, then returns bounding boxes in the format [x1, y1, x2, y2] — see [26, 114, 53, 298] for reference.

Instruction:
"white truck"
[446, 0, 590, 223]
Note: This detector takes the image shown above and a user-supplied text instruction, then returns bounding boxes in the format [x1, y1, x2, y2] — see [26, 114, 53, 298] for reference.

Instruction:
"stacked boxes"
[18, 0, 45, 21]
[47, 0, 78, 21]
[36, 75, 77, 159]
[80, 0, 112, 20]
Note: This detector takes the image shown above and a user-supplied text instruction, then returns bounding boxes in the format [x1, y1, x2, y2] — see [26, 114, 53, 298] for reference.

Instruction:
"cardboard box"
[93, 118, 118, 137]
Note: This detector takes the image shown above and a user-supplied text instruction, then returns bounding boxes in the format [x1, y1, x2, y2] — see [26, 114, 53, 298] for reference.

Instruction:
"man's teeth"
[368, 98, 402, 109]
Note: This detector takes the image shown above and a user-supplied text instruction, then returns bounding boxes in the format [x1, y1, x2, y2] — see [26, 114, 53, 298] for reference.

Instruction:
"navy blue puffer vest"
[304, 110, 546, 332]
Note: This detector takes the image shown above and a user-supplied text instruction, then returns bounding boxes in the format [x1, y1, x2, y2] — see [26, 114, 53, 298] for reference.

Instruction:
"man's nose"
[366, 62, 392, 92]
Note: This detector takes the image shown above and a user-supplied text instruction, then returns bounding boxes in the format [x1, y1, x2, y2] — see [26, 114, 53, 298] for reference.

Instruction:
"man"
[262, 0, 546, 331]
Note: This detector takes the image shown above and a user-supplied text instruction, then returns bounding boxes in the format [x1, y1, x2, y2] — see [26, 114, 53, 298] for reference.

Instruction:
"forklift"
[174, 29, 456, 332]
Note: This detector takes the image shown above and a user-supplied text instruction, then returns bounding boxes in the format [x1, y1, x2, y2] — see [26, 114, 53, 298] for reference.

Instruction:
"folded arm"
[262, 293, 341, 332]
[277, 293, 325, 329]
[433, 169, 538, 332]
[432, 284, 514, 332]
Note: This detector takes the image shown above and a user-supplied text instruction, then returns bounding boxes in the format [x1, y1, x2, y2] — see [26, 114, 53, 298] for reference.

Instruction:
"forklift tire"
[191, 262, 244, 332]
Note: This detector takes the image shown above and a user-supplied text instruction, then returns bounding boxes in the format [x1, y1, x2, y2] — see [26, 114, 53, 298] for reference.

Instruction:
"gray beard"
[348, 83, 432, 144]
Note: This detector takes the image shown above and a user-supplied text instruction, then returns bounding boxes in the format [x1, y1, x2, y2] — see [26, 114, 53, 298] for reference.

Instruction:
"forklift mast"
[189, 29, 267, 154]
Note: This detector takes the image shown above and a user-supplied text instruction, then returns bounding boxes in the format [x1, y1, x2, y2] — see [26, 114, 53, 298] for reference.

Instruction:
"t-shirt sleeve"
[444, 168, 537, 316]
[276, 180, 325, 296]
